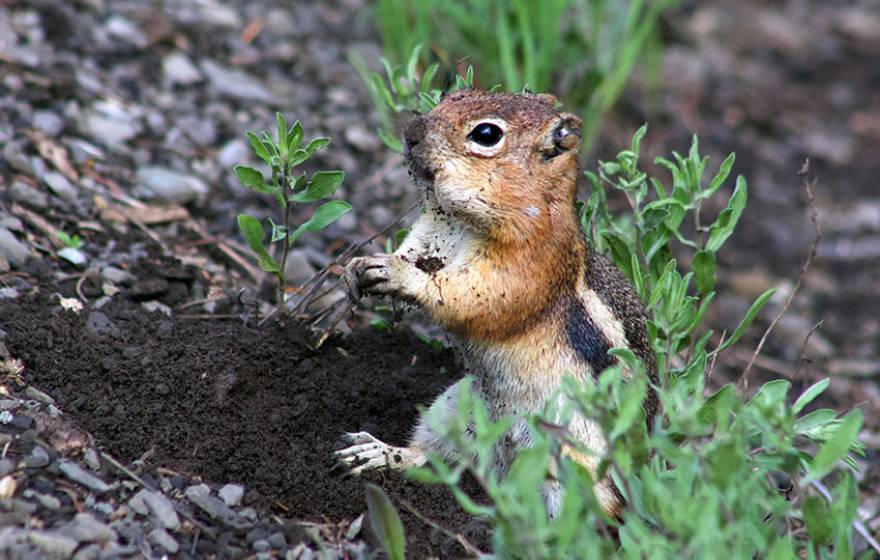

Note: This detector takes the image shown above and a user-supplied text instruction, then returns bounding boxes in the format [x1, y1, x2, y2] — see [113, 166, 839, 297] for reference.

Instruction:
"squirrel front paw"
[343, 254, 417, 303]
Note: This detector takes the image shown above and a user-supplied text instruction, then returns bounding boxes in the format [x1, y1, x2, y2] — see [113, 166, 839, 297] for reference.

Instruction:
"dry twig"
[739, 160, 822, 390]
[398, 498, 484, 558]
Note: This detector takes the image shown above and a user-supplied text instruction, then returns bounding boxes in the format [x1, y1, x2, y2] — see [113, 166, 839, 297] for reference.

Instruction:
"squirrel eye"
[467, 122, 504, 147]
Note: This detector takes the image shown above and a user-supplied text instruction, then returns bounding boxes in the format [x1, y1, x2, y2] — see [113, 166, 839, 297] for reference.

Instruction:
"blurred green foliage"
[357, 0, 675, 152]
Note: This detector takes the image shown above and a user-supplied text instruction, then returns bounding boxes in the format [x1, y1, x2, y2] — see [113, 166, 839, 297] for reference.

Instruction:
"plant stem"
[278, 163, 293, 304]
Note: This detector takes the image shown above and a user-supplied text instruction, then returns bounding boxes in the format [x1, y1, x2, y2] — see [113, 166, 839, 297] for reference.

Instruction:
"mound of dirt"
[0, 297, 490, 557]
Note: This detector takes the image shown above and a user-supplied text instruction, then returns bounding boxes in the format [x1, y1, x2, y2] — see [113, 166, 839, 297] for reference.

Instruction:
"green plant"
[234, 114, 352, 302]
[372, 129, 866, 558]
[55, 230, 84, 250]
[351, 45, 475, 152]
[365, 0, 675, 151]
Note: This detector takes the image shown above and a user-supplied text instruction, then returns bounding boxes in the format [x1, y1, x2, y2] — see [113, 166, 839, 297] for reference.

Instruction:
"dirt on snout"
[0, 297, 490, 557]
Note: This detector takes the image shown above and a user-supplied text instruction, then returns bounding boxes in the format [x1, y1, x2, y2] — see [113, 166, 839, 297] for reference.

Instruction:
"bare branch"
[739, 160, 822, 390]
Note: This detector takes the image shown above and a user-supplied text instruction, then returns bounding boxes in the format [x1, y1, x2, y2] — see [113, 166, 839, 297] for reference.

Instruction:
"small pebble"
[59, 513, 116, 543]
[58, 461, 112, 493]
[24, 446, 50, 468]
[149, 527, 180, 554]
[218, 483, 244, 507]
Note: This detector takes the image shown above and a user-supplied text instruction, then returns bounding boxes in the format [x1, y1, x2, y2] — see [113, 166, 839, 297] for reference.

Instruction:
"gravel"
[57, 461, 113, 494]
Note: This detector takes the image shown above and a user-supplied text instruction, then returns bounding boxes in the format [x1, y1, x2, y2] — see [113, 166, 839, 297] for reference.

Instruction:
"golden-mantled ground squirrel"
[338, 90, 657, 518]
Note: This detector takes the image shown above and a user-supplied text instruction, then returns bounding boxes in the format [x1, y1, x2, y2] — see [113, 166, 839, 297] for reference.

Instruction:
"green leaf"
[378, 128, 403, 152]
[767, 536, 796, 560]
[364, 484, 405, 560]
[611, 375, 647, 439]
[796, 408, 838, 438]
[288, 200, 352, 246]
[236, 214, 281, 275]
[698, 384, 735, 426]
[748, 379, 790, 410]
[287, 120, 304, 154]
[704, 152, 736, 199]
[692, 250, 716, 295]
[288, 149, 309, 167]
[706, 175, 747, 252]
[793, 378, 830, 414]
[803, 495, 833, 545]
[275, 113, 288, 155]
[290, 171, 345, 203]
[305, 137, 330, 155]
[234, 165, 278, 196]
[371, 73, 396, 111]
[716, 288, 776, 353]
[805, 409, 862, 482]
[245, 131, 271, 164]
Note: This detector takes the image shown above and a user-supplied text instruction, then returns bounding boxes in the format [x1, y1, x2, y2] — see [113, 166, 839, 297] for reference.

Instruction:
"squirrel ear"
[553, 113, 582, 151]
[535, 93, 558, 107]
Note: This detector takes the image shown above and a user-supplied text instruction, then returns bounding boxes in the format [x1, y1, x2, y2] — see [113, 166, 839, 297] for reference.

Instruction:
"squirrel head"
[403, 89, 582, 239]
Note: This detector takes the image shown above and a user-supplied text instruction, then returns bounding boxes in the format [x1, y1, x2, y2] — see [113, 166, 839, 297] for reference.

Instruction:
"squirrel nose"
[404, 116, 426, 155]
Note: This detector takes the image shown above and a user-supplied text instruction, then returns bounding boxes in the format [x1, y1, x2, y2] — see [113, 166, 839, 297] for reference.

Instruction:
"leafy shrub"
[234, 114, 352, 302]
[366, 129, 866, 558]
[360, 0, 675, 151]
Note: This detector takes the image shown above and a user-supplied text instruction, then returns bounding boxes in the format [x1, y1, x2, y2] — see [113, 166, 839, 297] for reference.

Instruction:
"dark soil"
[0, 296, 490, 557]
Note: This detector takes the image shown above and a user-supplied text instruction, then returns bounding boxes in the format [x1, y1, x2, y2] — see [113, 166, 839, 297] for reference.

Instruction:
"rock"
[0, 475, 15, 500]
[0, 458, 15, 478]
[129, 278, 169, 300]
[0, 527, 27, 552]
[283, 249, 317, 285]
[58, 461, 112, 493]
[218, 483, 244, 507]
[59, 513, 116, 543]
[27, 531, 79, 559]
[129, 489, 180, 531]
[268, 532, 286, 549]
[135, 166, 209, 204]
[42, 172, 77, 200]
[252, 539, 270, 552]
[0, 214, 23, 233]
[149, 528, 179, 554]
[218, 139, 249, 169]
[81, 99, 143, 147]
[163, 51, 203, 86]
[201, 60, 272, 102]
[23, 446, 50, 468]
[10, 414, 33, 429]
[27, 491, 61, 510]
[104, 15, 148, 48]
[0, 228, 29, 267]
[344, 125, 381, 152]
[3, 141, 34, 175]
[24, 386, 55, 405]
[141, 301, 172, 315]
[72, 544, 101, 560]
[186, 484, 243, 527]
[177, 115, 217, 147]
[86, 311, 120, 338]
[10, 178, 48, 209]
[101, 266, 134, 285]
[58, 247, 87, 267]
[33, 110, 65, 136]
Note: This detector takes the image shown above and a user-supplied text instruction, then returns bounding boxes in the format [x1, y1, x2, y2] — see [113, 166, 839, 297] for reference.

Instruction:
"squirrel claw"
[332, 431, 423, 476]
